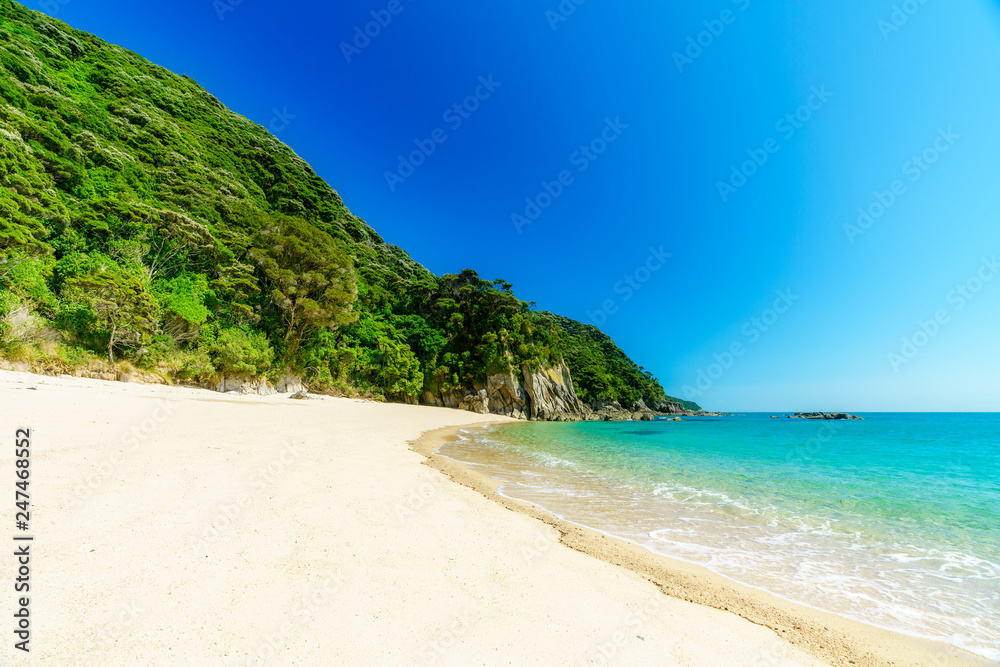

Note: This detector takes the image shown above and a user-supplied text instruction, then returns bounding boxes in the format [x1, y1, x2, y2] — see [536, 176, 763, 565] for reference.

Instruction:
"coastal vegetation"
[0, 0, 698, 410]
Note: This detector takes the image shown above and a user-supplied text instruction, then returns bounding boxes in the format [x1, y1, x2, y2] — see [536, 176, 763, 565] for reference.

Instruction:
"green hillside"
[0, 1, 697, 411]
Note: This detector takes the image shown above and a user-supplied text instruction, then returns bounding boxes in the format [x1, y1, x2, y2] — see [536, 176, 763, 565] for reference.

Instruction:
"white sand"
[0, 370, 946, 665]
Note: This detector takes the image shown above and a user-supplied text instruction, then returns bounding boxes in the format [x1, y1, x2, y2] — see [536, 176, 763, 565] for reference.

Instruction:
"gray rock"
[420, 360, 683, 423]
[789, 412, 863, 420]
[486, 371, 528, 417]
[421, 391, 444, 407]
[651, 398, 688, 414]
[213, 376, 277, 396]
[459, 389, 490, 415]
[275, 374, 304, 394]
[522, 361, 587, 421]
[441, 392, 463, 409]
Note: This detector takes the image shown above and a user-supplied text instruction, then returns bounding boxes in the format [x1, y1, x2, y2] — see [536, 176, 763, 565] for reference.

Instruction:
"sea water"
[439, 414, 1000, 661]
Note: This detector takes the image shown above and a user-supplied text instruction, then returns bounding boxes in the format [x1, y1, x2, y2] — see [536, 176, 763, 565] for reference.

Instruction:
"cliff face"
[521, 362, 587, 421]
[421, 361, 686, 422]
[651, 398, 690, 414]
[420, 361, 580, 421]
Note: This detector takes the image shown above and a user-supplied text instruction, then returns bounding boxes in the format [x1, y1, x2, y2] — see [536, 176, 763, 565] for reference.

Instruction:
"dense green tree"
[250, 216, 358, 352]
[206, 326, 274, 377]
[65, 270, 159, 362]
[154, 272, 213, 342]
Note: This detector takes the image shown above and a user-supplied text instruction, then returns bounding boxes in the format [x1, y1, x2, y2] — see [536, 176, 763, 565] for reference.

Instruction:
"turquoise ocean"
[440, 414, 1000, 661]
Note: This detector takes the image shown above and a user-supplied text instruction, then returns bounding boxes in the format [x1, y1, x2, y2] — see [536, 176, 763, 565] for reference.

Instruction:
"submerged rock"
[789, 412, 863, 420]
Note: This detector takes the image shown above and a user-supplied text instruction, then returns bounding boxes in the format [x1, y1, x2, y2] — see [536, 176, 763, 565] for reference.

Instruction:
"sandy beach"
[0, 370, 991, 666]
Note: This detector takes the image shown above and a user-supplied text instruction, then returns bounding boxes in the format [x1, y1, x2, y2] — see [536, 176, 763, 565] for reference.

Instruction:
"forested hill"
[0, 1, 698, 411]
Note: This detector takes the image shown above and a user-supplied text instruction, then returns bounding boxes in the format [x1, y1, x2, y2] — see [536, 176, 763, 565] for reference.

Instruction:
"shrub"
[208, 327, 274, 377]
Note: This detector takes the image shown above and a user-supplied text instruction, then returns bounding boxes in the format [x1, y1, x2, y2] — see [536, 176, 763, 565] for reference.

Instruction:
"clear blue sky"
[38, 0, 1000, 411]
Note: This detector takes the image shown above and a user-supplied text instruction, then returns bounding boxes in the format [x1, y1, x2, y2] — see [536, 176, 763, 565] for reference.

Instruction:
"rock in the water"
[789, 412, 863, 420]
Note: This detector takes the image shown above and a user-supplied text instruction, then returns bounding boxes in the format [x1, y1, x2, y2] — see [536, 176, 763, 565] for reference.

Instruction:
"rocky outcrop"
[275, 374, 304, 394]
[459, 389, 490, 415]
[211, 373, 304, 396]
[521, 362, 587, 421]
[789, 412, 863, 420]
[214, 377, 277, 395]
[419, 360, 693, 423]
[486, 371, 528, 420]
[651, 398, 690, 414]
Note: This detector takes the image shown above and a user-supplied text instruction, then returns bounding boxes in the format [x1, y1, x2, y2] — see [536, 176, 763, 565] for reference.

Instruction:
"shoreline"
[1, 370, 829, 665]
[413, 423, 997, 667]
[2, 368, 991, 666]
